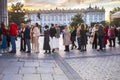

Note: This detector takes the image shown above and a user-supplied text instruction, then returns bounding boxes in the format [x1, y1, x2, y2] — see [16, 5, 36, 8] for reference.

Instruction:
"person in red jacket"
[9, 21, 18, 53]
[103, 26, 108, 49]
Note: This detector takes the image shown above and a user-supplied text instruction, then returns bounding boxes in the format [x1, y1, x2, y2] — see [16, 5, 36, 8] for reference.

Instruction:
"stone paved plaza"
[0, 36, 120, 80]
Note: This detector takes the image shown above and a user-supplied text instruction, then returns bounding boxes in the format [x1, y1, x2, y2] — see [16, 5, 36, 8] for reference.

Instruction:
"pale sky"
[8, 0, 120, 21]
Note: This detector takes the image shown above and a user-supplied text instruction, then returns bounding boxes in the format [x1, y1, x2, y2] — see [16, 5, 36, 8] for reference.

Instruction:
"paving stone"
[39, 62, 56, 68]
[0, 68, 4, 74]
[37, 67, 54, 74]
[2, 67, 19, 74]
[54, 68, 64, 74]
[2, 74, 22, 80]
[53, 74, 69, 80]
[8, 62, 24, 67]
[41, 74, 53, 80]
[0, 74, 3, 80]
[0, 62, 10, 68]
[24, 62, 39, 67]
[66, 56, 120, 80]
[23, 74, 41, 80]
[19, 67, 37, 74]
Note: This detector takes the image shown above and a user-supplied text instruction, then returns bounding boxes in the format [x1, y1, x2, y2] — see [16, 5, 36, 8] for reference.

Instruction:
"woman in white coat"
[32, 23, 40, 53]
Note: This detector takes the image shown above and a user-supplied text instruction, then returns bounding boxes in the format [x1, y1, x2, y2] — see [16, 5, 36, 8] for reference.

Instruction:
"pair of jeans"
[10, 36, 16, 51]
[25, 39, 31, 51]
[1, 35, 7, 49]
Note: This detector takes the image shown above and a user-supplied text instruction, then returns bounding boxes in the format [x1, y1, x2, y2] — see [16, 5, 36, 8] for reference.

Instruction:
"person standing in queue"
[24, 24, 31, 54]
[43, 25, 51, 54]
[9, 21, 18, 54]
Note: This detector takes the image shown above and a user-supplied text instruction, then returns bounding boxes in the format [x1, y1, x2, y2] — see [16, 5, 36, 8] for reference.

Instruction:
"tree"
[111, 7, 120, 14]
[8, 2, 30, 26]
[70, 14, 84, 27]
[100, 21, 109, 26]
[111, 18, 120, 27]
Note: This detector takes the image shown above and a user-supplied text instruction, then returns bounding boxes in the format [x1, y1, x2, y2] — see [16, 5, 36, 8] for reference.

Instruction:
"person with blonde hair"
[90, 24, 98, 49]
[19, 23, 26, 52]
[63, 26, 71, 52]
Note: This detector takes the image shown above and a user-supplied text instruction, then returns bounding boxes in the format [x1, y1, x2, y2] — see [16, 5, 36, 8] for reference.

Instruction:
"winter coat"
[24, 26, 31, 39]
[9, 23, 18, 36]
[50, 27, 56, 38]
[80, 30, 87, 45]
[97, 25, 105, 37]
[103, 27, 108, 45]
[70, 29, 76, 42]
[55, 28, 60, 38]
[43, 29, 50, 50]
[33, 27, 40, 37]
[63, 29, 71, 45]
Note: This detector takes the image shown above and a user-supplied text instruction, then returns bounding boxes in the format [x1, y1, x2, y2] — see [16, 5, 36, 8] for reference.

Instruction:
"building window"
[44, 15, 46, 21]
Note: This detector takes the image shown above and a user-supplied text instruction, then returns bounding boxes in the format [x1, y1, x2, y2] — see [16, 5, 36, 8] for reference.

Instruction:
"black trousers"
[65, 45, 69, 51]
[20, 38, 26, 51]
[98, 36, 104, 50]
[109, 38, 115, 47]
[92, 37, 97, 49]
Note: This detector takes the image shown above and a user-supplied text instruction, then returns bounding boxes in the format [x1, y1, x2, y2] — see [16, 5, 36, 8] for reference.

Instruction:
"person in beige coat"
[63, 26, 71, 52]
[32, 23, 40, 53]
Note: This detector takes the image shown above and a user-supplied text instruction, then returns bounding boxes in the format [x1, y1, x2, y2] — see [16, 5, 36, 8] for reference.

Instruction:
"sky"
[8, 0, 120, 21]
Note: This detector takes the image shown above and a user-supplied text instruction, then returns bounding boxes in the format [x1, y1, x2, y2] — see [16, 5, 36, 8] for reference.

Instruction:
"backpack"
[110, 28, 115, 39]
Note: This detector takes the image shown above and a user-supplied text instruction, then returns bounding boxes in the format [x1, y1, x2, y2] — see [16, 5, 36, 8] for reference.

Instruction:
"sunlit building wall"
[26, 6, 105, 27]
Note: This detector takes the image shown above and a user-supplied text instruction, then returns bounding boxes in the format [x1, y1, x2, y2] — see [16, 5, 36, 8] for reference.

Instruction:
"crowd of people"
[0, 21, 120, 55]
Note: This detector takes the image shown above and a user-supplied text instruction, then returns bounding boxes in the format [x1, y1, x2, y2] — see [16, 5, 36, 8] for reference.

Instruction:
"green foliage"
[91, 22, 97, 27]
[100, 21, 109, 26]
[8, 2, 30, 26]
[111, 7, 120, 14]
[70, 14, 84, 27]
[111, 18, 120, 27]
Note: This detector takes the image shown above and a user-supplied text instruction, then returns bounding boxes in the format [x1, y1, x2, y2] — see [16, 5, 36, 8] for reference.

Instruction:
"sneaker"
[52, 49, 55, 52]
[9, 50, 16, 53]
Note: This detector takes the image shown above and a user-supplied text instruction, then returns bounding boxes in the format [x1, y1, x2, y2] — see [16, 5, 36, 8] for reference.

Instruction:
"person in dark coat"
[70, 26, 77, 50]
[24, 24, 31, 53]
[80, 23, 87, 52]
[49, 24, 57, 52]
[43, 25, 51, 54]
[97, 24, 105, 51]
[19, 23, 26, 52]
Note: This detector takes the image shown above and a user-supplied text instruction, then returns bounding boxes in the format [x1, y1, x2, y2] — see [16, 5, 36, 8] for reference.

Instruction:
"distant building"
[26, 5, 105, 27]
[111, 11, 120, 20]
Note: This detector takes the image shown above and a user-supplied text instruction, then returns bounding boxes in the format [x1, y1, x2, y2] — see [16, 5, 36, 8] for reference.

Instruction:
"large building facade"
[26, 6, 105, 27]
